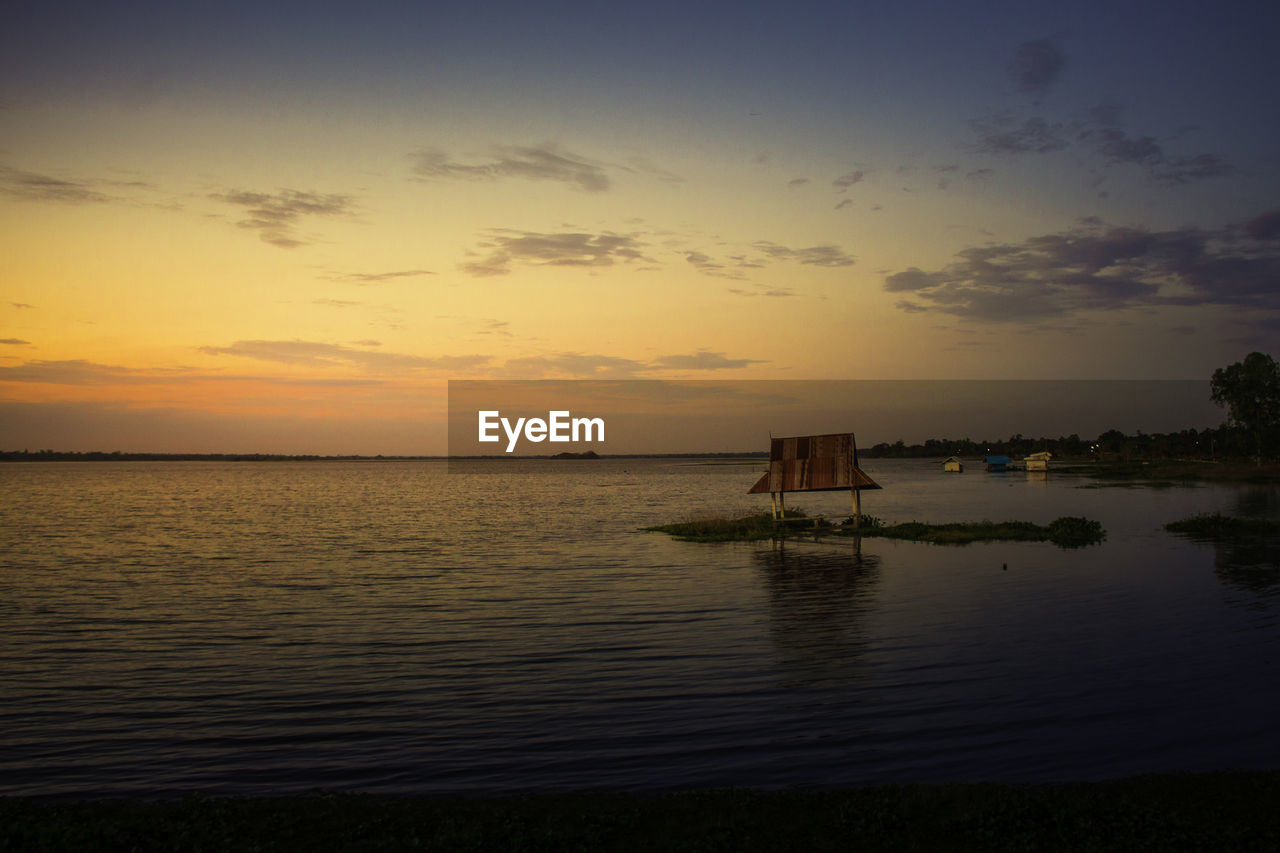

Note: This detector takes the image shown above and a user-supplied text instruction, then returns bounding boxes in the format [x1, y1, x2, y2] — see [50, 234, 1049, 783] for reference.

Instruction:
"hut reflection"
[752, 539, 882, 688]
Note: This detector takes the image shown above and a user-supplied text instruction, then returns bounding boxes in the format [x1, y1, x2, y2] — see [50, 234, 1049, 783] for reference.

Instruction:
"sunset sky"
[2, 1, 1277, 453]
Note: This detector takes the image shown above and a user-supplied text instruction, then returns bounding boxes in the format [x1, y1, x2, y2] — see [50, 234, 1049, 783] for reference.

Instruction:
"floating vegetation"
[646, 512, 1105, 548]
[846, 515, 1105, 548]
[1165, 512, 1280, 539]
[644, 509, 813, 542]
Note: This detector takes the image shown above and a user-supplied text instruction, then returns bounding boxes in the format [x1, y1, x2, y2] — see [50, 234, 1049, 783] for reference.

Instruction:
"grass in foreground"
[4, 772, 1279, 852]
[646, 513, 1105, 548]
[1165, 512, 1280, 538]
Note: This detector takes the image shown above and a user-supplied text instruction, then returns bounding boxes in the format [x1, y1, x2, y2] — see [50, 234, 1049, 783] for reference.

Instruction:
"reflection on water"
[754, 540, 882, 688]
[2, 459, 1279, 796]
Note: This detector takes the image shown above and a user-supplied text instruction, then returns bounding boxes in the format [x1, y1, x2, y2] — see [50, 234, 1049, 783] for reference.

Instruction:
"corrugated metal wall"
[749, 433, 880, 493]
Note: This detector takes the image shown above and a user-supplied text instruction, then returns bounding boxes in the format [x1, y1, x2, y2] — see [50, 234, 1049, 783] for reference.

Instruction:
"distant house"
[943, 456, 964, 472]
[1024, 451, 1052, 471]
[984, 455, 1013, 472]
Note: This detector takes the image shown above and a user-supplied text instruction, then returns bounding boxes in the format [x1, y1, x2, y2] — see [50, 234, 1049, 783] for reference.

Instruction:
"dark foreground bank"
[4, 772, 1279, 852]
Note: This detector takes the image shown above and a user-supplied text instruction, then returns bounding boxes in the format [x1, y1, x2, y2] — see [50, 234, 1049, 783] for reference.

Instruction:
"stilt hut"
[1024, 451, 1052, 471]
[748, 432, 881, 528]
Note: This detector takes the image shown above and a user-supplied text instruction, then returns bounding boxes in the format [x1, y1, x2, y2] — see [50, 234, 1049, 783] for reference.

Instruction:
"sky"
[2, 0, 1278, 453]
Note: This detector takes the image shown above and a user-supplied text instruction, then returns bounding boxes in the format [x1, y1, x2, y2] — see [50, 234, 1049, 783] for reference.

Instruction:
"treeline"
[863, 423, 1255, 461]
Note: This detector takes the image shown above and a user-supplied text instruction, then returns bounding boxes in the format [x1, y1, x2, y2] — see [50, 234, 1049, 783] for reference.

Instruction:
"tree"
[1210, 352, 1280, 464]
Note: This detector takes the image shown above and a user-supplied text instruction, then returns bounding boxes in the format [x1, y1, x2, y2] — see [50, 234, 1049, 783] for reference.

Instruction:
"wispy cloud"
[199, 339, 489, 371]
[1080, 127, 1232, 186]
[461, 229, 649, 277]
[412, 144, 610, 191]
[329, 269, 434, 284]
[1007, 39, 1065, 97]
[833, 170, 866, 192]
[501, 352, 648, 378]
[753, 241, 856, 267]
[0, 165, 111, 204]
[886, 212, 1280, 322]
[971, 114, 1070, 156]
[0, 338, 32, 345]
[476, 320, 513, 337]
[683, 251, 749, 280]
[0, 359, 184, 384]
[650, 350, 766, 370]
[9, 303, 34, 309]
[0, 359, 392, 388]
[210, 189, 353, 248]
[727, 286, 793, 298]
[620, 155, 683, 184]
[499, 349, 765, 378]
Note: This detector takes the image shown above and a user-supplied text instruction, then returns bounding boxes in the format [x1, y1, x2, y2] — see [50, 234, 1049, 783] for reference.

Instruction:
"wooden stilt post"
[779, 491, 785, 519]
[770, 491, 778, 521]
[851, 433, 862, 529]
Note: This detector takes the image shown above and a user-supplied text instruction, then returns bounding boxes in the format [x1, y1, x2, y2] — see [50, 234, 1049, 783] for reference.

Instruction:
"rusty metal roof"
[747, 432, 881, 494]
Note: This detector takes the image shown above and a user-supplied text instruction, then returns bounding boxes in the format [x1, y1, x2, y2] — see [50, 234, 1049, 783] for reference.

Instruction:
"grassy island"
[1165, 512, 1280, 538]
[645, 513, 1105, 548]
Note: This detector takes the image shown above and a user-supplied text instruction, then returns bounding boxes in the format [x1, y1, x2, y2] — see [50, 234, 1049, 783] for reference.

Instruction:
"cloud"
[1245, 210, 1280, 241]
[971, 114, 1069, 156]
[199, 339, 488, 371]
[331, 269, 434, 284]
[651, 351, 766, 370]
[885, 214, 1280, 322]
[498, 349, 765, 378]
[753, 241, 856, 267]
[313, 299, 362, 308]
[0, 165, 111, 204]
[461, 229, 649, 277]
[788, 177, 810, 188]
[210, 189, 352, 248]
[0, 338, 31, 345]
[0, 359, 187, 384]
[681, 251, 751, 280]
[1007, 39, 1066, 97]
[833, 170, 865, 191]
[476, 320, 513, 337]
[621, 155, 683, 184]
[727, 285, 793, 298]
[684, 251, 727, 274]
[501, 352, 648, 378]
[1077, 127, 1232, 186]
[1151, 153, 1232, 186]
[970, 107, 1230, 186]
[411, 144, 609, 191]
[9, 303, 34, 309]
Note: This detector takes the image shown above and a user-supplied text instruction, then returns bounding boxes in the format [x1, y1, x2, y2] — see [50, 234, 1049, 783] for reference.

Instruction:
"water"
[2, 458, 1278, 798]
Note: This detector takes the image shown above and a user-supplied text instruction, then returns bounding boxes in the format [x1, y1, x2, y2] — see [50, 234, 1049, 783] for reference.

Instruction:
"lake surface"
[2, 458, 1279, 798]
